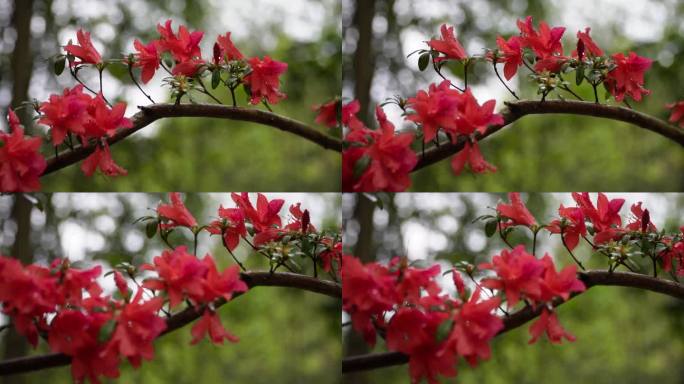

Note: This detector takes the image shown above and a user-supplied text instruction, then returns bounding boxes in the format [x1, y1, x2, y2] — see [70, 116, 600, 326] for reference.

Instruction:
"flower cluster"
[342, 251, 584, 384]
[0, 252, 245, 384]
[1, 20, 293, 192]
[146, 192, 342, 277]
[344, 193, 683, 383]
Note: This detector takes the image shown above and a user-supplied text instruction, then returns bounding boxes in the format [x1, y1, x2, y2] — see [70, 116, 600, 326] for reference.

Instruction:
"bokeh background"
[343, 193, 684, 384]
[0, 192, 341, 384]
[343, 0, 684, 191]
[0, 0, 341, 191]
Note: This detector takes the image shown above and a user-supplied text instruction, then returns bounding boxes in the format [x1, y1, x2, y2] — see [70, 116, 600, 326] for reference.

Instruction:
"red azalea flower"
[64, 29, 102, 66]
[450, 141, 496, 176]
[155, 19, 203, 62]
[231, 192, 284, 233]
[198, 255, 248, 303]
[106, 290, 166, 368]
[81, 143, 128, 177]
[572, 192, 624, 243]
[447, 288, 503, 367]
[207, 205, 247, 251]
[314, 99, 340, 128]
[533, 55, 568, 73]
[496, 192, 537, 228]
[142, 246, 208, 308]
[244, 56, 288, 105]
[341, 100, 365, 130]
[479, 245, 545, 307]
[666, 101, 684, 127]
[405, 81, 461, 143]
[547, 205, 586, 251]
[428, 24, 468, 62]
[528, 308, 575, 344]
[319, 237, 341, 272]
[341, 255, 398, 346]
[604, 52, 652, 102]
[494, 36, 524, 80]
[285, 203, 317, 233]
[53, 260, 103, 306]
[132, 39, 160, 84]
[191, 309, 239, 345]
[516, 16, 565, 59]
[0, 113, 47, 192]
[216, 32, 244, 62]
[351, 106, 418, 192]
[157, 192, 198, 229]
[660, 235, 684, 276]
[574, 28, 604, 59]
[113, 271, 129, 297]
[38, 85, 92, 145]
[83, 94, 132, 140]
[452, 89, 504, 137]
[626, 202, 656, 232]
[171, 58, 205, 77]
[394, 262, 442, 304]
[538, 255, 585, 302]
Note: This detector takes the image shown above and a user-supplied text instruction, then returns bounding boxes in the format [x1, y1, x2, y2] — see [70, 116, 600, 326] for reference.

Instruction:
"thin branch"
[0, 271, 340, 376]
[342, 270, 684, 373]
[41, 103, 342, 176]
[412, 100, 684, 172]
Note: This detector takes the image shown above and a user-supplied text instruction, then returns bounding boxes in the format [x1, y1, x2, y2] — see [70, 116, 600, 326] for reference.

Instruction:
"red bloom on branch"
[572, 192, 624, 244]
[319, 237, 341, 273]
[405, 81, 461, 143]
[539, 255, 585, 302]
[207, 205, 247, 251]
[479, 245, 545, 307]
[157, 192, 198, 229]
[574, 28, 604, 59]
[450, 141, 496, 176]
[314, 99, 340, 128]
[38, 85, 92, 145]
[231, 192, 284, 233]
[132, 39, 160, 84]
[64, 29, 102, 66]
[452, 89, 504, 137]
[198, 255, 248, 303]
[191, 309, 239, 345]
[516, 16, 565, 59]
[666, 101, 684, 127]
[216, 32, 244, 62]
[81, 143, 128, 177]
[528, 308, 575, 344]
[285, 203, 317, 233]
[83, 94, 132, 140]
[547, 205, 586, 251]
[350, 107, 418, 192]
[496, 192, 537, 228]
[604, 52, 652, 102]
[0, 111, 47, 192]
[341, 99, 365, 130]
[155, 19, 203, 62]
[142, 246, 207, 308]
[107, 290, 167, 368]
[447, 289, 504, 366]
[171, 58, 205, 77]
[428, 24, 468, 62]
[626, 202, 656, 232]
[244, 56, 288, 105]
[493, 35, 523, 80]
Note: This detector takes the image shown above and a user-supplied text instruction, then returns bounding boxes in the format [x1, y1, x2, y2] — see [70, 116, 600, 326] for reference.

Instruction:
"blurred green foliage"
[343, 192, 684, 383]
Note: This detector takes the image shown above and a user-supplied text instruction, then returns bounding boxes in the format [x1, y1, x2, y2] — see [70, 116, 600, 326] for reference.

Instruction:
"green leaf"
[211, 69, 221, 89]
[435, 319, 454, 343]
[54, 56, 66, 76]
[98, 319, 117, 343]
[485, 220, 498, 237]
[418, 52, 430, 71]
[353, 155, 371, 179]
[575, 65, 584, 86]
[146, 221, 158, 239]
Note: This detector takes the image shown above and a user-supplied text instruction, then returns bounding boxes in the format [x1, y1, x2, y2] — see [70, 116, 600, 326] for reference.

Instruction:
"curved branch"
[0, 271, 340, 376]
[413, 100, 684, 172]
[342, 270, 684, 373]
[42, 104, 343, 176]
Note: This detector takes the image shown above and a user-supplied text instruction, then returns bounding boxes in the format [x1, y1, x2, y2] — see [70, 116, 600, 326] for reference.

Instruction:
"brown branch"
[413, 100, 684, 172]
[342, 270, 684, 373]
[0, 271, 340, 376]
[42, 104, 342, 176]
